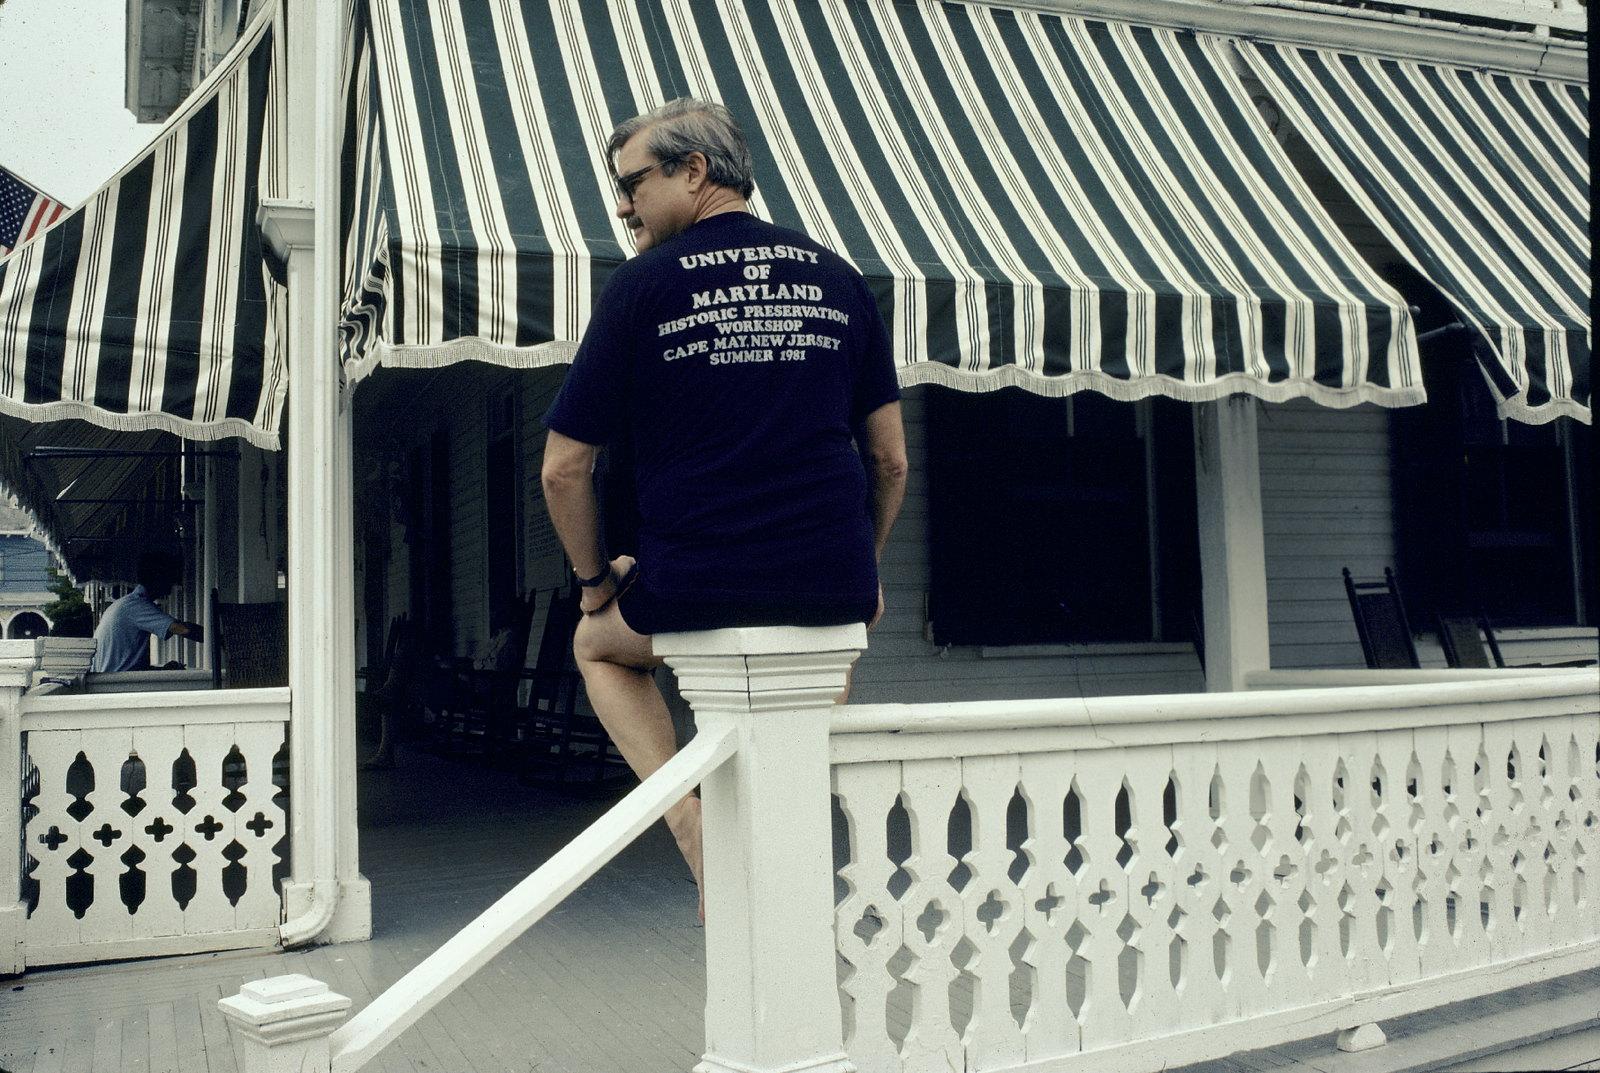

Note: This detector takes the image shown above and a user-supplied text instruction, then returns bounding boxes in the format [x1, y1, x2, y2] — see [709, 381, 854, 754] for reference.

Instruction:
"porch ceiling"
[0, 413, 193, 580]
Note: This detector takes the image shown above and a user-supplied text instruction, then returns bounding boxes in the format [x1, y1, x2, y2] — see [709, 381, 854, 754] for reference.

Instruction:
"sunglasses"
[614, 156, 681, 200]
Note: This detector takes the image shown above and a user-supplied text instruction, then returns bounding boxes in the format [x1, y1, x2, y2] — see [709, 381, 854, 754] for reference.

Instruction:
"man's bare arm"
[165, 620, 203, 642]
[861, 401, 909, 561]
[540, 430, 616, 611]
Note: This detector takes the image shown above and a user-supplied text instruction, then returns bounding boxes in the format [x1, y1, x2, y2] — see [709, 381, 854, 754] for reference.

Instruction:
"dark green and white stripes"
[0, 5, 288, 448]
[345, 0, 1425, 409]
[1244, 43, 1590, 424]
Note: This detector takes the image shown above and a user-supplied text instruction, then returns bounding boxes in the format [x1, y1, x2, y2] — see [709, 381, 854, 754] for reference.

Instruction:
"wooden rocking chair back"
[1342, 567, 1420, 670]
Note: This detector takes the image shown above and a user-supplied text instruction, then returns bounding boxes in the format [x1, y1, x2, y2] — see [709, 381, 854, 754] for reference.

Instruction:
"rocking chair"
[1342, 567, 1420, 670]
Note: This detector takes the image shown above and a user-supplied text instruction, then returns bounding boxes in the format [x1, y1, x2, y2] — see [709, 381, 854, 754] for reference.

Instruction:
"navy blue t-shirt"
[543, 212, 899, 632]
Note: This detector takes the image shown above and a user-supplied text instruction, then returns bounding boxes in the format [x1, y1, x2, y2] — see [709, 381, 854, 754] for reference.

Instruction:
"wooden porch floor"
[3, 744, 1597, 1073]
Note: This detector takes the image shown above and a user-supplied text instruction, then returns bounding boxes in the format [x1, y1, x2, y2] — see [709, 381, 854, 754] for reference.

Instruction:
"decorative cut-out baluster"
[78, 729, 135, 945]
[127, 724, 185, 939]
[1071, 762, 1131, 1050]
[897, 758, 963, 1070]
[1374, 732, 1422, 984]
[830, 763, 900, 1072]
[1338, 736, 1385, 994]
[1412, 726, 1455, 976]
[1216, 746, 1268, 1018]
[1121, 752, 1179, 1037]
[1298, 741, 1345, 991]
[183, 726, 241, 932]
[1257, 737, 1313, 1008]
[1017, 753, 1079, 1061]
[234, 724, 288, 924]
[1480, 724, 1519, 959]
[25, 730, 85, 946]
[1170, 744, 1229, 1030]
[955, 754, 1024, 1068]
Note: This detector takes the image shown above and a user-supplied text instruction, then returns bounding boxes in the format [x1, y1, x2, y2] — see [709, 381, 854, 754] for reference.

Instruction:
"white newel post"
[1194, 396, 1271, 691]
[218, 975, 350, 1073]
[655, 624, 867, 1073]
[0, 642, 41, 975]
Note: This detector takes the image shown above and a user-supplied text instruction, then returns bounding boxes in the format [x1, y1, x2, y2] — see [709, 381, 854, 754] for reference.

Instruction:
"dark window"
[1392, 339, 1590, 627]
[485, 391, 522, 631]
[926, 387, 1199, 646]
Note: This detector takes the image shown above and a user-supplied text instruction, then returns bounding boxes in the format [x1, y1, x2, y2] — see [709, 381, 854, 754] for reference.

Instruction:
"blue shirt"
[544, 212, 899, 624]
[91, 586, 177, 672]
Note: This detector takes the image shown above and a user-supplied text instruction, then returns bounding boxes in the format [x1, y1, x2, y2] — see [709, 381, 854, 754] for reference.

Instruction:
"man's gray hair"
[608, 98, 755, 199]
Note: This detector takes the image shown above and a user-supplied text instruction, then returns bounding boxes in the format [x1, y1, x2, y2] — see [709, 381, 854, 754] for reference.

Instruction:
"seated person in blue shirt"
[541, 98, 908, 920]
[90, 551, 204, 673]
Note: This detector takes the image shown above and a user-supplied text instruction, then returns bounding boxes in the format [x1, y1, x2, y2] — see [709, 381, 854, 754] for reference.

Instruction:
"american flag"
[0, 166, 67, 258]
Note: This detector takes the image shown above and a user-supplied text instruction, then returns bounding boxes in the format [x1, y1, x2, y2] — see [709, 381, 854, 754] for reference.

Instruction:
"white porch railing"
[218, 636, 1598, 1073]
[830, 670, 1600, 1072]
[1, 639, 290, 972]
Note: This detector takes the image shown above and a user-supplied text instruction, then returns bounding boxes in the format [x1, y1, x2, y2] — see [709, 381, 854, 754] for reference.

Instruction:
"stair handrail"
[325, 723, 736, 1071]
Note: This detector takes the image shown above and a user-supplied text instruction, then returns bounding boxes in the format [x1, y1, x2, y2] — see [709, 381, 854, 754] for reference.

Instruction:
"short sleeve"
[129, 595, 177, 637]
[542, 267, 640, 446]
[850, 274, 900, 423]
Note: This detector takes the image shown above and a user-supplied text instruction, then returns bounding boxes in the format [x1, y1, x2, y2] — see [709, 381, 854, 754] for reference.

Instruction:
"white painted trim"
[984, 0, 1585, 79]
[24, 928, 281, 969]
[986, 940, 1600, 1073]
[832, 670, 1597, 735]
[19, 686, 290, 729]
[1247, 667, 1593, 688]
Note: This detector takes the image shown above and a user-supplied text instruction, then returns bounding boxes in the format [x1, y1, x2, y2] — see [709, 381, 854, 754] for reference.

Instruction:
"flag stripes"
[1242, 43, 1590, 424]
[0, 5, 287, 447]
[345, 0, 1421, 409]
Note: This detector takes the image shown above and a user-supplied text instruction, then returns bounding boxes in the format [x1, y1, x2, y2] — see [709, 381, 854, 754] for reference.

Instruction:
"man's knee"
[573, 613, 608, 666]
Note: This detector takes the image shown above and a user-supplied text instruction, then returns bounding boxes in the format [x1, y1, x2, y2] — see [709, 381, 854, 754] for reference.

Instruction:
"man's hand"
[168, 620, 203, 643]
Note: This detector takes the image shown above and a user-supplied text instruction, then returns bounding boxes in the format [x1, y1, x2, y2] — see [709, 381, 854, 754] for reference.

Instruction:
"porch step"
[1179, 966, 1600, 1073]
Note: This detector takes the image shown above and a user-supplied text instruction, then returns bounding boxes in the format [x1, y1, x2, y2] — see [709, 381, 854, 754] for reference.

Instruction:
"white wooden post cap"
[218, 973, 351, 1041]
[653, 623, 867, 657]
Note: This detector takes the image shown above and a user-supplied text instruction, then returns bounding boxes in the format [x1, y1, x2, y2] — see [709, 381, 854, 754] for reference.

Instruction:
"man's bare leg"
[573, 570, 703, 917]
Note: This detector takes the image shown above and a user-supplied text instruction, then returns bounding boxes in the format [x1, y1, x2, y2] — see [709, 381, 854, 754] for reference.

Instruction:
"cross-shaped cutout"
[245, 812, 273, 837]
[1140, 874, 1165, 906]
[145, 816, 174, 842]
[195, 815, 224, 841]
[1087, 879, 1116, 910]
[1274, 855, 1300, 883]
[92, 823, 122, 847]
[1314, 850, 1337, 876]
[1035, 886, 1063, 922]
[39, 825, 68, 851]
[976, 890, 1006, 933]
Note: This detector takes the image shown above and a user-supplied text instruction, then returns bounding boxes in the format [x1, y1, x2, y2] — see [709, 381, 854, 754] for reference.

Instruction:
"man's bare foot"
[666, 794, 704, 923]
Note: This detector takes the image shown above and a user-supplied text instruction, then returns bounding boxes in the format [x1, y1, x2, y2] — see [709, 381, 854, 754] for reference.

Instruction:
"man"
[90, 551, 204, 673]
[541, 98, 908, 915]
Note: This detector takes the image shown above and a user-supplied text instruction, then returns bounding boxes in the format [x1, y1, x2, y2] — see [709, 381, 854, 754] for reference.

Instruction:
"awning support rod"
[1416, 321, 1467, 344]
[25, 448, 239, 460]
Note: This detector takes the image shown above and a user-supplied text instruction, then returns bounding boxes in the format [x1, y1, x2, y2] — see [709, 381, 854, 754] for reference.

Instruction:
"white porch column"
[261, 0, 368, 947]
[655, 624, 866, 1073]
[1194, 396, 1271, 691]
[0, 641, 41, 975]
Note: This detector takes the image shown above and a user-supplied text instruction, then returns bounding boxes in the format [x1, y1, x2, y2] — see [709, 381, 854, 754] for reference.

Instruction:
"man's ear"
[684, 150, 708, 190]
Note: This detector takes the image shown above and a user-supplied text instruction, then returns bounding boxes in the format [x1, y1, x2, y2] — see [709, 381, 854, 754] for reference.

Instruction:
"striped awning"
[1242, 44, 1590, 425]
[344, 0, 1423, 409]
[0, 5, 288, 449]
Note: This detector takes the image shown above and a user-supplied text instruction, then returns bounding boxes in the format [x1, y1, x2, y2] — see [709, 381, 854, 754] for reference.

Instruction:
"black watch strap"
[575, 564, 612, 587]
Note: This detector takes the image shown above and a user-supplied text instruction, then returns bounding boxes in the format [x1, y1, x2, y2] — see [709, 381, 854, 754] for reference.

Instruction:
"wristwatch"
[575, 564, 612, 587]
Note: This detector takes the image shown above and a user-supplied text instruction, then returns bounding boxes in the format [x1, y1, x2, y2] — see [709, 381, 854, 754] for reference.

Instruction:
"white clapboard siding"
[1258, 399, 1396, 669]
[849, 388, 1206, 703]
